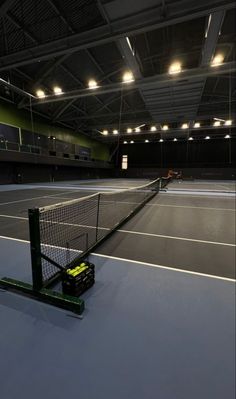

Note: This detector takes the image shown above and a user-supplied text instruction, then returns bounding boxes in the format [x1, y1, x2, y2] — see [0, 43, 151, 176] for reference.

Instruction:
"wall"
[0, 100, 110, 161]
[119, 138, 236, 168]
[0, 161, 113, 184]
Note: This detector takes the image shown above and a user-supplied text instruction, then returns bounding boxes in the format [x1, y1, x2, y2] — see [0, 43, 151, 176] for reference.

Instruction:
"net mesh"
[38, 178, 160, 284]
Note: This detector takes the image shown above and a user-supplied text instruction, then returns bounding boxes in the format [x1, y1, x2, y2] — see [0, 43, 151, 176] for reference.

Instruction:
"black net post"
[28, 208, 43, 290]
[95, 194, 100, 241]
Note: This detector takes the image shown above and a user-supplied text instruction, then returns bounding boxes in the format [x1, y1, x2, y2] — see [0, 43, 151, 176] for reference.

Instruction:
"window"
[122, 154, 128, 170]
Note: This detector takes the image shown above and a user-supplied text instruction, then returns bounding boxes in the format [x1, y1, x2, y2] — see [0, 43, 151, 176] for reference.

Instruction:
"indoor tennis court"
[0, 1, 235, 398]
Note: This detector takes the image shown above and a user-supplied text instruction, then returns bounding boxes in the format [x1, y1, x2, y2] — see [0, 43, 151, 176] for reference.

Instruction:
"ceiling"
[0, 0, 235, 142]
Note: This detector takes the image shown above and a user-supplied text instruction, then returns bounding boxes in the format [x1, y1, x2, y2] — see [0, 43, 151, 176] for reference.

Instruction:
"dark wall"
[119, 138, 236, 168]
[120, 167, 236, 180]
[0, 162, 114, 184]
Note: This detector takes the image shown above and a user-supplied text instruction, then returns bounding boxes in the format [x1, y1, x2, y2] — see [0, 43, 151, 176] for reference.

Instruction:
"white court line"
[0, 190, 82, 206]
[0, 213, 234, 247]
[146, 203, 235, 211]
[161, 193, 236, 200]
[0, 235, 235, 282]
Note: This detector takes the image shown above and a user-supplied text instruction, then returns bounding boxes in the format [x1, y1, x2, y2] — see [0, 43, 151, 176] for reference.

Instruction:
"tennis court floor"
[0, 179, 235, 399]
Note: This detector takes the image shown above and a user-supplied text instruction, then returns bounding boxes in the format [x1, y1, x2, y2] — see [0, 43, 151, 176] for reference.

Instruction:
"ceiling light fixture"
[145, 139, 149, 143]
[124, 141, 127, 144]
[122, 71, 134, 83]
[113, 129, 119, 135]
[225, 134, 231, 139]
[213, 121, 221, 127]
[205, 136, 210, 140]
[36, 89, 45, 98]
[130, 140, 134, 143]
[211, 53, 224, 67]
[53, 86, 62, 95]
[194, 122, 200, 128]
[159, 139, 164, 142]
[225, 120, 232, 126]
[127, 128, 132, 133]
[162, 125, 169, 131]
[181, 123, 189, 129]
[188, 137, 194, 141]
[88, 79, 98, 89]
[173, 138, 177, 141]
[135, 127, 141, 132]
[150, 126, 157, 131]
[102, 130, 108, 135]
[169, 61, 182, 75]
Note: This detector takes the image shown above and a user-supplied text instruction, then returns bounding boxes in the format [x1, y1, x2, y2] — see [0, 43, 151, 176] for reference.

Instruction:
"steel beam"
[0, 0, 16, 16]
[25, 62, 236, 106]
[0, 0, 235, 71]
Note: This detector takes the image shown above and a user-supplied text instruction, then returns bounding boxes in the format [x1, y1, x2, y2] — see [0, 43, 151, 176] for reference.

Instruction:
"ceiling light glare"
[135, 127, 141, 133]
[53, 86, 62, 95]
[205, 136, 210, 140]
[127, 128, 132, 133]
[124, 141, 127, 144]
[188, 137, 193, 141]
[150, 126, 157, 132]
[194, 122, 200, 128]
[169, 61, 182, 75]
[36, 89, 45, 98]
[102, 130, 108, 135]
[225, 134, 230, 139]
[213, 121, 221, 127]
[162, 125, 169, 131]
[122, 71, 134, 83]
[159, 139, 164, 142]
[181, 123, 189, 129]
[225, 120, 232, 126]
[173, 138, 177, 141]
[88, 79, 98, 89]
[211, 53, 224, 67]
[113, 129, 119, 135]
[145, 140, 149, 143]
[130, 140, 134, 143]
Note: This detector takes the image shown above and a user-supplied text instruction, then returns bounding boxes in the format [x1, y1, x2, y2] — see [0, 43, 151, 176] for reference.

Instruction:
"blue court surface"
[0, 179, 235, 399]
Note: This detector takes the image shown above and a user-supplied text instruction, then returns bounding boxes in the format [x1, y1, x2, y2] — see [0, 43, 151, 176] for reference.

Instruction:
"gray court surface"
[0, 179, 235, 399]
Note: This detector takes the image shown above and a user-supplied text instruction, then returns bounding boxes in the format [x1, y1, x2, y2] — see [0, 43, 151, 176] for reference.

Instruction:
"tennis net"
[29, 178, 160, 288]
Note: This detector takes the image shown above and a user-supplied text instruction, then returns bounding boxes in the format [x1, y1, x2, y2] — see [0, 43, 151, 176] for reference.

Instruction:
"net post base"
[0, 277, 85, 315]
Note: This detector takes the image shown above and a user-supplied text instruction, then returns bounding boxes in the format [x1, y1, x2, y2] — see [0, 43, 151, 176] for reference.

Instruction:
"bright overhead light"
[225, 120, 232, 126]
[181, 123, 189, 129]
[169, 61, 182, 75]
[127, 128, 132, 133]
[102, 130, 108, 135]
[36, 89, 45, 98]
[135, 127, 141, 132]
[214, 117, 225, 122]
[205, 136, 210, 140]
[113, 129, 119, 135]
[150, 126, 157, 132]
[122, 71, 134, 83]
[145, 139, 149, 143]
[211, 53, 224, 67]
[88, 79, 98, 89]
[225, 134, 231, 139]
[205, 14, 212, 38]
[130, 140, 134, 143]
[162, 125, 169, 131]
[213, 120, 221, 127]
[188, 137, 194, 141]
[159, 139, 164, 142]
[173, 138, 177, 141]
[194, 122, 200, 128]
[124, 141, 127, 144]
[53, 86, 62, 95]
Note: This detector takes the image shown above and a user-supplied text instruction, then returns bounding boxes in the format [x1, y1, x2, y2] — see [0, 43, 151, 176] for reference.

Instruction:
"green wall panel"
[0, 101, 110, 161]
